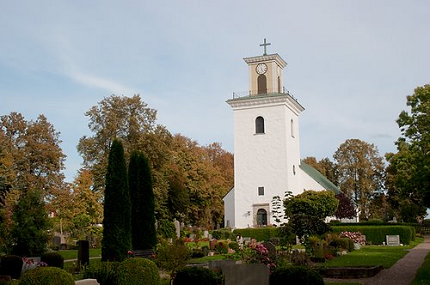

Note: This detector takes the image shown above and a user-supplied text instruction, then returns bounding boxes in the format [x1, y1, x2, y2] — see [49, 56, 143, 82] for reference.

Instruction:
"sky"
[1, 1, 429, 183]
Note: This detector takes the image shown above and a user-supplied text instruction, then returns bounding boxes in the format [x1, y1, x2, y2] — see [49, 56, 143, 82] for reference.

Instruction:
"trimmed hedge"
[233, 227, 278, 242]
[332, 225, 414, 245]
[117, 258, 160, 285]
[19, 267, 74, 285]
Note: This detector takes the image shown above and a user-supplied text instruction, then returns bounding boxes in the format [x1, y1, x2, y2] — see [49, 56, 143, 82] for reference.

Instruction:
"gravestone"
[174, 219, 180, 238]
[78, 240, 90, 266]
[262, 242, 276, 255]
[203, 230, 209, 238]
[223, 263, 269, 285]
[53, 236, 61, 248]
[386, 235, 400, 246]
[209, 239, 218, 250]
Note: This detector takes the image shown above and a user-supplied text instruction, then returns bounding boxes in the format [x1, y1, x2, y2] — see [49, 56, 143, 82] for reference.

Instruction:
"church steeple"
[244, 50, 287, 96]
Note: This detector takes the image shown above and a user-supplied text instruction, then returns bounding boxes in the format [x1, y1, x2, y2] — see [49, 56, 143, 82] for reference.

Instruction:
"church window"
[256, 116, 265, 134]
[257, 74, 267, 94]
[291, 119, 295, 137]
[257, 209, 268, 226]
[258, 186, 264, 196]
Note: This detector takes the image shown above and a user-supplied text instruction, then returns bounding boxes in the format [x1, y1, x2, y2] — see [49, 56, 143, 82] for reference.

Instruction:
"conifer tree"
[129, 150, 156, 249]
[102, 139, 131, 261]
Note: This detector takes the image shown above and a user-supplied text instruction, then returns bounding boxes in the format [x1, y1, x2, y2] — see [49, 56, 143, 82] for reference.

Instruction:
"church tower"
[224, 40, 305, 229]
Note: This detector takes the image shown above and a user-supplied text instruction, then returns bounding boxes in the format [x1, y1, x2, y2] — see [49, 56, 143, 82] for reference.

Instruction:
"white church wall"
[223, 188, 235, 228]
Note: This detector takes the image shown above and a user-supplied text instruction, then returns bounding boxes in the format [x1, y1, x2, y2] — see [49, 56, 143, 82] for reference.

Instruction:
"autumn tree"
[0, 113, 67, 251]
[302, 156, 338, 184]
[386, 84, 430, 220]
[102, 139, 131, 262]
[128, 151, 156, 250]
[333, 139, 385, 220]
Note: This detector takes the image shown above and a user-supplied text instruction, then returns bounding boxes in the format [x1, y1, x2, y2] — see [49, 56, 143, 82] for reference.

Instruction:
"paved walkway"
[324, 235, 430, 285]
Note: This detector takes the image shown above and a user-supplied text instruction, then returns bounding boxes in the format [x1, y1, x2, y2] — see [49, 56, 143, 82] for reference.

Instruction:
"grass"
[188, 254, 229, 264]
[58, 248, 101, 260]
[323, 237, 423, 268]
[411, 250, 430, 285]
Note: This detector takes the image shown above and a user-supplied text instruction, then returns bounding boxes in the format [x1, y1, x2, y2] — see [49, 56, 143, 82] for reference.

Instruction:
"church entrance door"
[256, 209, 267, 226]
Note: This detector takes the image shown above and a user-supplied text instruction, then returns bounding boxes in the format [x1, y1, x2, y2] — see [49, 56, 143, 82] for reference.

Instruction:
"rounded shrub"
[0, 255, 23, 279]
[214, 242, 228, 254]
[270, 266, 324, 285]
[173, 266, 221, 285]
[228, 241, 239, 252]
[41, 252, 64, 268]
[117, 258, 160, 285]
[19, 267, 74, 285]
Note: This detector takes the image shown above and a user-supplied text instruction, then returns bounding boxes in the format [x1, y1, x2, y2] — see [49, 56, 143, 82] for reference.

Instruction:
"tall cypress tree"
[129, 150, 157, 250]
[102, 139, 131, 261]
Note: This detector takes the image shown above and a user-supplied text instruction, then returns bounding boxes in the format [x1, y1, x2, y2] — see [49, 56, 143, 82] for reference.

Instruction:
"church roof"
[299, 161, 341, 195]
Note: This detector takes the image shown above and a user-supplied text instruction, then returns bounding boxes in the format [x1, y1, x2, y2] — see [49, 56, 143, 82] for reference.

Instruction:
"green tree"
[282, 190, 337, 248]
[387, 84, 430, 212]
[129, 150, 156, 250]
[333, 139, 385, 220]
[102, 139, 131, 261]
[11, 190, 51, 256]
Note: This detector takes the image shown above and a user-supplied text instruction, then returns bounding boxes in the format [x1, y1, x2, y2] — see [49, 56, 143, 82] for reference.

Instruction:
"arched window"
[255, 116, 265, 134]
[257, 74, 267, 94]
[291, 119, 295, 137]
[257, 209, 268, 226]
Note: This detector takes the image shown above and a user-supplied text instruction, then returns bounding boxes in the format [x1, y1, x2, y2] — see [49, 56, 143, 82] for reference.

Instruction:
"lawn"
[411, 250, 430, 285]
[58, 248, 101, 260]
[323, 237, 423, 268]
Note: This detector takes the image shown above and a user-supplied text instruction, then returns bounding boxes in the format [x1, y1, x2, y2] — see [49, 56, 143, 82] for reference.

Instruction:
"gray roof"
[300, 161, 340, 194]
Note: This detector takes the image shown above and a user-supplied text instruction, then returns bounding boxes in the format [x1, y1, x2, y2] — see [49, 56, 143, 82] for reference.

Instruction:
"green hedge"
[117, 258, 160, 285]
[233, 227, 278, 242]
[332, 226, 414, 245]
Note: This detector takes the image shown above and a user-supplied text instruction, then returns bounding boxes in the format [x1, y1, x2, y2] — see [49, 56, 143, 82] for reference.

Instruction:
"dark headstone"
[78, 240, 90, 266]
[53, 236, 61, 247]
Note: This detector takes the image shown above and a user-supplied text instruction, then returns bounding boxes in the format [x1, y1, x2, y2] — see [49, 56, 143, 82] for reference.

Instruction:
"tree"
[388, 84, 430, 209]
[102, 139, 131, 261]
[129, 150, 156, 250]
[11, 190, 51, 256]
[333, 139, 385, 220]
[302, 157, 338, 184]
[282, 190, 337, 248]
[283, 190, 339, 220]
[334, 192, 356, 220]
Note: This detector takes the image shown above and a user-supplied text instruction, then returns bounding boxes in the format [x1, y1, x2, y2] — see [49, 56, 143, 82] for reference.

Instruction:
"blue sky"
[1, 1, 429, 182]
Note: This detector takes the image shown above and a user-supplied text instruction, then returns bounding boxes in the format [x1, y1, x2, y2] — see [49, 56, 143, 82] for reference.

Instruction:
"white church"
[223, 40, 339, 229]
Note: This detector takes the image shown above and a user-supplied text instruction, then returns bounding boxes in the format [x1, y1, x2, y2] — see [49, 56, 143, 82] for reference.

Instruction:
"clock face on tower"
[256, 63, 268, 75]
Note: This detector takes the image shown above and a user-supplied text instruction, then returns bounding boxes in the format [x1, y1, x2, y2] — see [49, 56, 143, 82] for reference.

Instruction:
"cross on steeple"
[260, 38, 271, 56]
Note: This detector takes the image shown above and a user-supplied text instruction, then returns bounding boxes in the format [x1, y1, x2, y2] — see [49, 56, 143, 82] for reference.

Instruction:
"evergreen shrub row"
[233, 227, 278, 242]
[173, 266, 222, 285]
[332, 225, 414, 245]
[40, 252, 64, 268]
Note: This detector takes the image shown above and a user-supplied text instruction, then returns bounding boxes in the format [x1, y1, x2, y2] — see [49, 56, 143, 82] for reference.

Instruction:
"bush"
[155, 239, 190, 279]
[117, 258, 160, 285]
[83, 261, 119, 285]
[332, 225, 414, 245]
[173, 266, 222, 285]
[330, 238, 352, 251]
[0, 255, 23, 279]
[41, 252, 64, 268]
[210, 229, 235, 240]
[214, 242, 228, 254]
[228, 241, 240, 252]
[270, 266, 324, 285]
[158, 220, 176, 239]
[19, 267, 74, 285]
